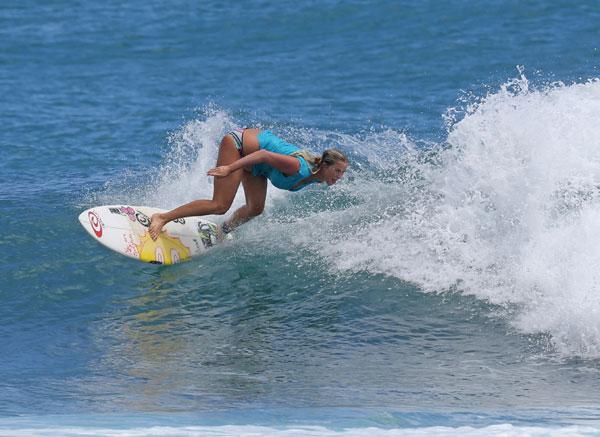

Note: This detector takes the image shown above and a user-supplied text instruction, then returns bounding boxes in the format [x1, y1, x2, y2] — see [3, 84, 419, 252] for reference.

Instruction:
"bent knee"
[248, 204, 264, 217]
[212, 201, 232, 215]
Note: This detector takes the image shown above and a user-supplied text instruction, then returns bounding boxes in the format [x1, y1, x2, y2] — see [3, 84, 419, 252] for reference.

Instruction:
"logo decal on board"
[135, 232, 191, 264]
[109, 206, 137, 222]
[88, 211, 103, 238]
[197, 222, 217, 248]
[120, 206, 137, 222]
[136, 211, 151, 227]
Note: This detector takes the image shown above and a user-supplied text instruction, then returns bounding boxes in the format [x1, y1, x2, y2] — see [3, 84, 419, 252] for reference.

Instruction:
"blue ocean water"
[4, 0, 600, 435]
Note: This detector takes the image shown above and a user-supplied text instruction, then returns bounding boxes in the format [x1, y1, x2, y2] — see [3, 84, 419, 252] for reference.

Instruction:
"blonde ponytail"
[292, 148, 348, 174]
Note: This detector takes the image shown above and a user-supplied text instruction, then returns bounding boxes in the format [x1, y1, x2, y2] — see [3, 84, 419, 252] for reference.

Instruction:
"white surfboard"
[78, 205, 229, 265]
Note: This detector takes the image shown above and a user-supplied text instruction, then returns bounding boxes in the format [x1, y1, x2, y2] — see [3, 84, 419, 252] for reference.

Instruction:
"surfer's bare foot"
[149, 213, 167, 240]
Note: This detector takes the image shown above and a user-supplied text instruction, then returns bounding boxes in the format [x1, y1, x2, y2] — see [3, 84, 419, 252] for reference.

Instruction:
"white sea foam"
[309, 75, 600, 358]
[1, 424, 599, 437]
[230, 74, 600, 359]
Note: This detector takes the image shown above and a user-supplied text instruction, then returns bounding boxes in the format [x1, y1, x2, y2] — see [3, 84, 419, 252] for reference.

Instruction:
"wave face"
[297, 75, 600, 358]
[96, 74, 600, 359]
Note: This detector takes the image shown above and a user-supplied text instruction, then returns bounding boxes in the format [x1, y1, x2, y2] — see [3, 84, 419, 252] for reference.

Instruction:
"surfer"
[148, 128, 349, 240]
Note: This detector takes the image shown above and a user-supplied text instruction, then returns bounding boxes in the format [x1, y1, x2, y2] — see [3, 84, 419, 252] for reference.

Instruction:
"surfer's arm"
[207, 150, 300, 177]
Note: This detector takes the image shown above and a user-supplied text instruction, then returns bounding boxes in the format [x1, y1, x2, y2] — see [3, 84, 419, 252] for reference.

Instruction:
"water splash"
[302, 74, 600, 358]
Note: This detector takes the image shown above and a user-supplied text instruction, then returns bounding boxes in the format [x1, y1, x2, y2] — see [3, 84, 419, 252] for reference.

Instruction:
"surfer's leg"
[222, 171, 267, 231]
[149, 135, 243, 240]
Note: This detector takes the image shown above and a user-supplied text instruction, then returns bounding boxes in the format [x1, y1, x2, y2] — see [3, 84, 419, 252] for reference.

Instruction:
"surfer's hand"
[207, 165, 232, 177]
[149, 213, 167, 241]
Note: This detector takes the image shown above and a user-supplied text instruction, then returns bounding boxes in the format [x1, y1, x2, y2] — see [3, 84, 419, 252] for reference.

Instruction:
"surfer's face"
[322, 161, 348, 185]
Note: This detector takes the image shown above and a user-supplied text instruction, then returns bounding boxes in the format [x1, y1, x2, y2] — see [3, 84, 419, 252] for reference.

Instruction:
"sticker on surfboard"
[78, 205, 230, 265]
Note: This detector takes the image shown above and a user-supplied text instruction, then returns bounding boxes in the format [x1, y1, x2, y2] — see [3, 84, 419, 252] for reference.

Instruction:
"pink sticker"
[120, 206, 137, 222]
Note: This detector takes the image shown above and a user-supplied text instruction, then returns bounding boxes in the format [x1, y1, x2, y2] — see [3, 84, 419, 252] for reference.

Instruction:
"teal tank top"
[252, 130, 318, 192]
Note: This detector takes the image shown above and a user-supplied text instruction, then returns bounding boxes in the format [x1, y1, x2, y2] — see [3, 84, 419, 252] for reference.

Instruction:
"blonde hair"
[292, 148, 348, 174]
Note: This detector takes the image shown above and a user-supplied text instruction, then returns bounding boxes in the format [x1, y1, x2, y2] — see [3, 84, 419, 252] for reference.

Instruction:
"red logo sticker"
[88, 211, 103, 238]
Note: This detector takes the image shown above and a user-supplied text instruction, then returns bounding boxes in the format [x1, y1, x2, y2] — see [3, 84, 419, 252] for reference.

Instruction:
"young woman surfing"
[148, 128, 349, 240]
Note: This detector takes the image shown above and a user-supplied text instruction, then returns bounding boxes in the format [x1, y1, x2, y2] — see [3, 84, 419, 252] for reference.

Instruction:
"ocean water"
[4, 0, 600, 435]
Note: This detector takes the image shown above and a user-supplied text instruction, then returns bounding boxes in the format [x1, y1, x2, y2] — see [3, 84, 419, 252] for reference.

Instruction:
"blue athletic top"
[252, 130, 319, 192]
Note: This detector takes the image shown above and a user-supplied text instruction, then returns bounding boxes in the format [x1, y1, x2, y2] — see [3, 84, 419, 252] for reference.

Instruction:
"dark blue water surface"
[3, 1, 600, 434]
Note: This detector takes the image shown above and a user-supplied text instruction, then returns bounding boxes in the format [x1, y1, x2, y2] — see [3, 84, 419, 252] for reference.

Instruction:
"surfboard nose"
[78, 208, 104, 239]
[78, 210, 89, 227]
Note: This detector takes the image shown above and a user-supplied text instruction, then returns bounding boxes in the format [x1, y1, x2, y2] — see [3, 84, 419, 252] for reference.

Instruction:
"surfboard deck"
[78, 205, 229, 265]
